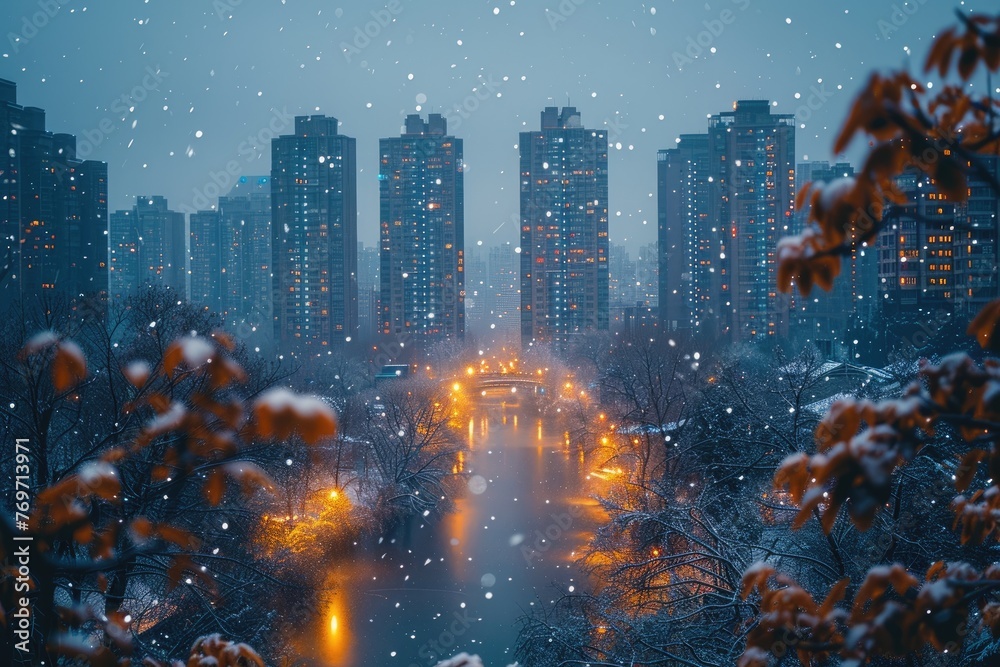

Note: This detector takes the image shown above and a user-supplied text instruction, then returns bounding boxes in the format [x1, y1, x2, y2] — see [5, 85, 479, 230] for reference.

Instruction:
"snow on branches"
[777, 12, 1000, 300]
[742, 10, 1000, 666]
[8, 331, 338, 664]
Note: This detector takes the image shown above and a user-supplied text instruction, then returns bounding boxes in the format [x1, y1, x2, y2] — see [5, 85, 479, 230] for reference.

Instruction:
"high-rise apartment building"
[658, 134, 717, 334]
[877, 157, 1000, 322]
[791, 161, 877, 356]
[108, 196, 185, 299]
[520, 106, 608, 346]
[189, 209, 222, 310]
[486, 242, 520, 339]
[379, 114, 465, 340]
[658, 101, 795, 341]
[271, 115, 358, 351]
[709, 100, 796, 339]
[464, 243, 487, 335]
[190, 176, 273, 337]
[357, 243, 380, 339]
[1, 79, 108, 306]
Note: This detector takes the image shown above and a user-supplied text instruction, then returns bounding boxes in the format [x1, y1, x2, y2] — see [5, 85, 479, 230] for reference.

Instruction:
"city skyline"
[1, 0, 976, 255]
[6, 6, 1000, 667]
[7, 77, 997, 351]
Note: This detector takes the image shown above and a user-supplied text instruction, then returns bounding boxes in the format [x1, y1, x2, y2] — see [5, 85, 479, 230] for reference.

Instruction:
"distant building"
[658, 101, 796, 341]
[485, 242, 520, 339]
[109, 196, 185, 299]
[465, 243, 487, 335]
[611, 243, 658, 333]
[617, 303, 658, 339]
[188, 176, 272, 338]
[189, 208, 221, 314]
[189, 176, 273, 338]
[357, 242, 380, 338]
[0, 78, 108, 306]
[520, 106, 609, 346]
[218, 176, 273, 336]
[635, 242, 658, 309]
[791, 161, 877, 357]
[271, 115, 358, 351]
[379, 113, 465, 340]
[658, 134, 717, 334]
[708, 100, 796, 340]
[796, 160, 854, 185]
[877, 156, 1000, 322]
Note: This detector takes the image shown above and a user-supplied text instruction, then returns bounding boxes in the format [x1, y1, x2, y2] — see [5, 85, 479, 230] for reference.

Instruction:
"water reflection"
[318, 569, 354, 666]
[298, 404, 603, 666]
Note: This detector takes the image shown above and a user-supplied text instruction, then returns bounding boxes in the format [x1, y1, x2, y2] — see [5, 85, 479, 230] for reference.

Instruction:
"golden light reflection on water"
[297, 406, 608, 665]
[443, 494, 471, 580]
[560, 496, 607, 564]
[317, 571, 353, 666]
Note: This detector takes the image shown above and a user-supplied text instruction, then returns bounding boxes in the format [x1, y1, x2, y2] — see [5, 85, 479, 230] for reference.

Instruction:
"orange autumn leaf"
[204, 468, 225, 506]
[52, 340, 87, 392]
[968, 299, 1000, 352]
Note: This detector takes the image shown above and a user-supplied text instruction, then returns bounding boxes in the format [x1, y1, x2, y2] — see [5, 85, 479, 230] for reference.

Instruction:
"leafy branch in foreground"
[741, 10, 1000, 667]
[2, 330, 336, 665]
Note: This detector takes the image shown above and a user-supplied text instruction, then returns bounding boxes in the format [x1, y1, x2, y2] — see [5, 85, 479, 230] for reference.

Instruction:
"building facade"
[108, 196, 185, 300]
[271, 115, 358, 351]
[790, 161, 877, 357]
[658, 134, 717, 335]
[877, 157, 1000, 323]
[357, 243, 380, 339]
[379, 114, 465, 340]
[1, 79, 108, 307]
[189, 176, 273, 336]
[708, 100, 796, 340]
[658, 101, 795, 342]
[486, 242, 520, 340]
[520, 106, 608, 346]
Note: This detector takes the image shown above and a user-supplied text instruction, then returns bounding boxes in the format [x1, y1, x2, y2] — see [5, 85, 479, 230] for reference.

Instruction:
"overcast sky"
[1, 0, 985, 251]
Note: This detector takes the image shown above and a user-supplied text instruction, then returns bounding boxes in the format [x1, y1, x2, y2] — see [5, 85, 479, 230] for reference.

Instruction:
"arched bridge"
[468, 373, 545, 398]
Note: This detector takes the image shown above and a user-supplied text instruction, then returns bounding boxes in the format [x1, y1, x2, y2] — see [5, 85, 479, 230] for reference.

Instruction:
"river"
[300, 403, 604, 667]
